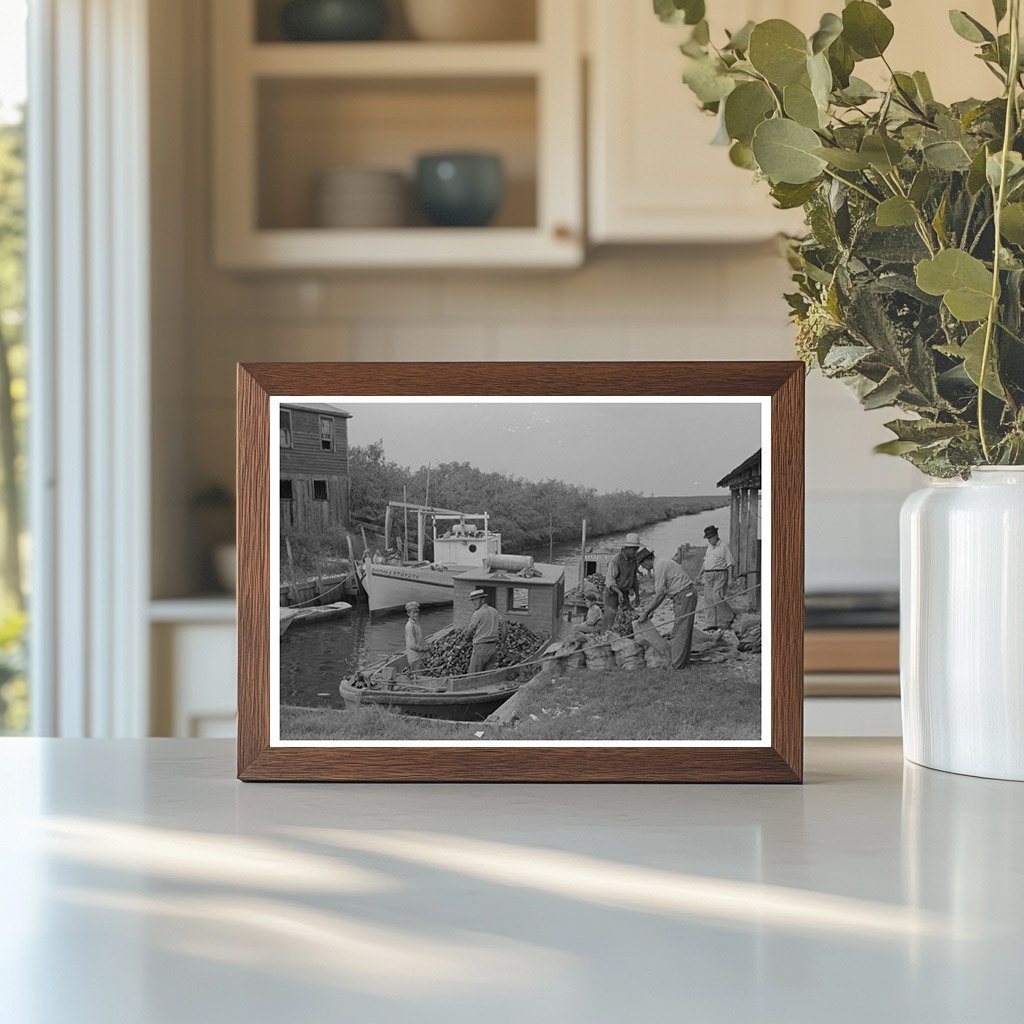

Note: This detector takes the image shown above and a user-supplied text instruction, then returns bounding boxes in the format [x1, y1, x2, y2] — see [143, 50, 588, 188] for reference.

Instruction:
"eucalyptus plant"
[657, 0, 1024, 475]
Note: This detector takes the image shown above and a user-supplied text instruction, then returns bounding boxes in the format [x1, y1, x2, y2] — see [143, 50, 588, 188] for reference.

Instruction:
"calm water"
[531, 507, 732, 590]
[279, 508, 730, 708]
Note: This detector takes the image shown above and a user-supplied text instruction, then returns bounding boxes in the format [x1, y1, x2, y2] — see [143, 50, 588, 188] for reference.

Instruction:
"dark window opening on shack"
[312, 480, 328, 501]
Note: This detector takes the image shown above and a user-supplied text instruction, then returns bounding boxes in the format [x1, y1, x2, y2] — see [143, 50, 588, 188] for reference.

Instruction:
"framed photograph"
[237, 362, 804, 782]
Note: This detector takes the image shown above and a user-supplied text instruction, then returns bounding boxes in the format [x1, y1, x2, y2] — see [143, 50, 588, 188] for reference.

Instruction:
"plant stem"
[979, 0, 1021, 462]
[822, 167, 881, 205]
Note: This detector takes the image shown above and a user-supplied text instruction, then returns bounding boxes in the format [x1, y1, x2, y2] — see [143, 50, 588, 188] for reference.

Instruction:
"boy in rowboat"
[404, 601, 429, 672]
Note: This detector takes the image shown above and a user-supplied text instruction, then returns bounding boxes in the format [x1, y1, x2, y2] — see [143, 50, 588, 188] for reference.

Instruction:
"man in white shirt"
[466, 589, 502, 674]
[699, 525, 735, 629]
[636, 547, 698, 669]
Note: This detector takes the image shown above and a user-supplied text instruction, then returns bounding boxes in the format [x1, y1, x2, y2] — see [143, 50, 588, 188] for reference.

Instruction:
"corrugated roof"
[281, 402, 352, 418]
[717, 449, 761, 488]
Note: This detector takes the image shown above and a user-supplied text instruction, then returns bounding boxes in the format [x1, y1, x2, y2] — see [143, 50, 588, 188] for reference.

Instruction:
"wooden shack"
[717, 450, 761, 611]
[279, 403, 351, 532]
[453, 563, 565, 638]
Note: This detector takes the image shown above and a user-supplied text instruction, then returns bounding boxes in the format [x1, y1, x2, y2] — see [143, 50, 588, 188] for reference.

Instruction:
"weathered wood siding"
[280, 473, 349, 531]
[280, 408, 349, 477]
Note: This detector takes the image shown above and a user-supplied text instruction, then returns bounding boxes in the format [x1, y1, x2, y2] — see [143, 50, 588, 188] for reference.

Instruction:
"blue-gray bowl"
[281, 0, 388, 42]
[415, 152, 505, 228]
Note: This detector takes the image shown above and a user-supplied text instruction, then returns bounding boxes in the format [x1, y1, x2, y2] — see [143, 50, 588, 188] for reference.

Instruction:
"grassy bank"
[280, 656, 761, 742]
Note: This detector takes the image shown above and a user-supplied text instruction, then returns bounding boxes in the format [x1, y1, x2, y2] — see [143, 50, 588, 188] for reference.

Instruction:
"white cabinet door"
[587, 0, 996, 244]
[587, 0, 808, 242]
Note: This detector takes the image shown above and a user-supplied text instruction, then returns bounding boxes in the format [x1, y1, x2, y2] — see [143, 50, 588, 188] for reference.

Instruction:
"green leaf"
[729, 140, 757, 169]
[827, 36, 856, 88]
[810, 12, 843, 54]
[837, 76, 879, 104]
[915, 249, 994, 321]
[876, 197, 918, 228]
[948, 10, 994, 44]
[939, 325, 1006, 398]
[986, 150, 1024, 191]
[724, 20, 755, 53]
[923, 140, 972, 171]
[770, 180, 820, 209]
[860, 133, 904, 173]
[884, 418, 963, 443]
[874, 439, 922, 455]
[842, 1, 895, 59]
[691, 19, 710, 45]
[784, 80, 824, 129]
[913, 71, 935, 104]
[751, 118, 828, 184]
[967, 144, 991, 194]
[909, 164, 933, 205]
[993, 0, 1008, 24]
[682, 57, 736, 104]
[653, 0, 705, 26]
[1000, 203, 1024, 244]
[807, 51, 833, 109]
[814, 146, 872, 170]
[748, 20, 809, 86]
[862, 374, 903, 409]
[723, 81, 775, 144]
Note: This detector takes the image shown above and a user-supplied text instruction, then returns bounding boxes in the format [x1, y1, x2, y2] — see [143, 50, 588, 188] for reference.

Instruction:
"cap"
[405, 601, 420, 612]
[703, 525, 719, 539]
[623, 533, 641, 548]
[470, 589, 486, 599]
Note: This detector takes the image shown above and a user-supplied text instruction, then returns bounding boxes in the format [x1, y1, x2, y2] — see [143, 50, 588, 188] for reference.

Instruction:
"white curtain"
[28, 0, 150, 736]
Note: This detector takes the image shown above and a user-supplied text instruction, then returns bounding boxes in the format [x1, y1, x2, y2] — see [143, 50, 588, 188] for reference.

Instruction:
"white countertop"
[1, 738, 1020, 1023]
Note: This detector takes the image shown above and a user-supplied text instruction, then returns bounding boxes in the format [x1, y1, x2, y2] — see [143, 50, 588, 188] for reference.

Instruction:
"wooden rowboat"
[281, 602, 353, 634]
[339, 627, 553, 715]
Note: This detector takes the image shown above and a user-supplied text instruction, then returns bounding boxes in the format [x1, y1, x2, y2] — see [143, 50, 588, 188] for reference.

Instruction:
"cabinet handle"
[553, 224, 574, 241]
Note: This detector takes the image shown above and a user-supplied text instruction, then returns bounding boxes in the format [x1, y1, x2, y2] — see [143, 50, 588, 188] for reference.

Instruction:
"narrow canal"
[279, 507, 731, 711]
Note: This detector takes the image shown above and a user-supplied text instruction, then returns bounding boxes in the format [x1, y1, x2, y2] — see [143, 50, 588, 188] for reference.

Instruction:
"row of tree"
[347, 441, 709, 554]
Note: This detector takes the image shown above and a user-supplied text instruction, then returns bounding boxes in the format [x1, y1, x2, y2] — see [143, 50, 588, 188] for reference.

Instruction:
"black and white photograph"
[272, 397, 769, 746]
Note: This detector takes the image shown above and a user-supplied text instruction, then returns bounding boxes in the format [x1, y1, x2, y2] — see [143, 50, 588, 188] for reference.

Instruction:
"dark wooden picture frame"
[237, 362, 804, 782]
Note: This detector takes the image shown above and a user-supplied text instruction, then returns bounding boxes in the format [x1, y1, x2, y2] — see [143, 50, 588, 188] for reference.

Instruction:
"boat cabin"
[383, 504, 502, 566]
[453, 562, 565, 638]
[432, 514, 502, 566]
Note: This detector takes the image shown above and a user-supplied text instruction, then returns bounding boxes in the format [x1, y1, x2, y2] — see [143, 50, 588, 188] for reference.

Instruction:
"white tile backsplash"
[182, 251, 917, 592]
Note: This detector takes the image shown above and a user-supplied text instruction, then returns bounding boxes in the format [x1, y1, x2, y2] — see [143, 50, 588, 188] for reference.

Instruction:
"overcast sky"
[334, 401, 761, 495]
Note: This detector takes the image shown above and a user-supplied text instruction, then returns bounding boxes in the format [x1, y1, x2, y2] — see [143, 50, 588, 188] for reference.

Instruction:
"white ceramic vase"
[900, 467, 1024, 781]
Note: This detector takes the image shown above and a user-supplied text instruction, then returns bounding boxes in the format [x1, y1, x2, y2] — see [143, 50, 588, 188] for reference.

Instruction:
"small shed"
[453, 563, 565, 638]
[717, 450, 761, 611]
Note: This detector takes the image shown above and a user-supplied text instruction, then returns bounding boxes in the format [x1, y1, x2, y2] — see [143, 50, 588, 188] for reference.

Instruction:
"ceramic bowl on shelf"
[403, 0, 534, 42]
[415, 152, 504, 227]
[315, 167, 408, 229]
[280, 0, 388, 42]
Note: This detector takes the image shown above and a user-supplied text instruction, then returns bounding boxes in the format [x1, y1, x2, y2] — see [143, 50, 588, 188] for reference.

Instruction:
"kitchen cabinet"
[211, 0, 583, 269]
[587, 0, 998, 244]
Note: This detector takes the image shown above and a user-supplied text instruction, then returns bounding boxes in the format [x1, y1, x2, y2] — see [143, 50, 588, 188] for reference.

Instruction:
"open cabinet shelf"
[212, 0, 582, 269]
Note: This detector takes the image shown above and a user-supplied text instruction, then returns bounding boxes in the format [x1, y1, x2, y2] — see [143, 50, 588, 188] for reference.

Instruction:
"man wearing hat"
[699, 525, 736, 629]
[404, 601, 429, 672]
[636, 547, 698, 669]
[602, 533, 642, 630]
[466, 589, 502, 674]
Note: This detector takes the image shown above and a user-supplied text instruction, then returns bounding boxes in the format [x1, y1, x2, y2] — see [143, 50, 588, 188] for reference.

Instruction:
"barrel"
[483, 554, 535, 572]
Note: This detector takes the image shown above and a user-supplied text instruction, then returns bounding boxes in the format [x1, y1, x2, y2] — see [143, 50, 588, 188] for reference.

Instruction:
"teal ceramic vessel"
[281, 0, 388, 42]
[415, 152, 505, 227]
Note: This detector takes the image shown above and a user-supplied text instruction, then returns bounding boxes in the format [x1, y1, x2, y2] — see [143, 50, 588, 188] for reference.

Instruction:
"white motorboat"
[358, 503, 502, 615]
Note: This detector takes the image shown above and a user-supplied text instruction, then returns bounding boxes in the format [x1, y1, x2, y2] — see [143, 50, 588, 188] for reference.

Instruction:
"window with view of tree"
[0, 0, 27, 734]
